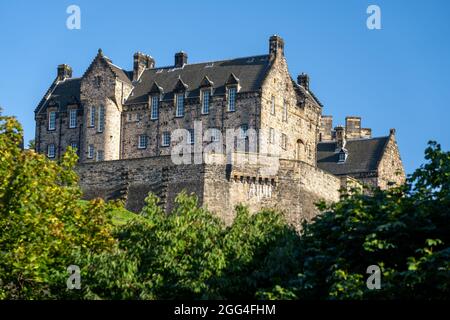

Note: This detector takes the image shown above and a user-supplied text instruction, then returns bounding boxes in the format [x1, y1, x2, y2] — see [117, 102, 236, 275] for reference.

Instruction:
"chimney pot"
[57, 64, 72, 81]
[175, 51, 188, 67]
[297, 73, 310, 90]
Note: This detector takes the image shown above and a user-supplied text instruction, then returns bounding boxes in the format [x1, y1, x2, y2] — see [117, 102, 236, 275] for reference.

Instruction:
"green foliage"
[288, 141, 450, 300]
[1, 111, 449, 300]
[0, 114, 116, 299]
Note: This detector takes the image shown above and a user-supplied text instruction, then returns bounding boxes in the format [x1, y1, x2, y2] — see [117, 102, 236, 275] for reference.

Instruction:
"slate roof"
[316, 136, 390, 175]
[35, 78, 81, 114]
[125, 55, 271, 104]
[107, 61, 132, 84]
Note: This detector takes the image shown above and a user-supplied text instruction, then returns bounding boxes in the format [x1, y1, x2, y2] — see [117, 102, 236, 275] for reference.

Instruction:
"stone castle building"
[34, 35, 405, 228]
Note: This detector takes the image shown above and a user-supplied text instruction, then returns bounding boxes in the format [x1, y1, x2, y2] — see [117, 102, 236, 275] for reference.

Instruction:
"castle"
[34, 35, 405, 228]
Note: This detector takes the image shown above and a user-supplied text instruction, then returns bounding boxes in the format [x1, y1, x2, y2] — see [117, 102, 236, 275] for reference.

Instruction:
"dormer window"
[225, 73, 239, 112]
[151, 95, 159, 120]
[227, 87, 237, 112]
[338, 149, 348, 163]
[175, 93, 185, 117]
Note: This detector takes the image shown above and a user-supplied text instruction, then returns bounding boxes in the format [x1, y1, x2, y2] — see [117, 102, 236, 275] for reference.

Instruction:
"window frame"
[97, 105, 105, 133]
[161, 131, 171, 147]
[227, 86, 237, 112]
[151, 95, 159, 120]
[47, 144, 56, 158]
[175, 93, 185, 117]
[201, 90, 210, 115]
[138, 134, 148, 149]
[269, 127, 275, 144]
[282, 99, 288, 122]
[96, 150, 104, 161]
[281, 133, 287, 150]
[188, 129, 195, 145]
[270, 96, 276, 115]
[48, 111, 56, 131]
[88, 145, 94, 159]
[89, 106, 96, 127]
[69, 109, 77, 129]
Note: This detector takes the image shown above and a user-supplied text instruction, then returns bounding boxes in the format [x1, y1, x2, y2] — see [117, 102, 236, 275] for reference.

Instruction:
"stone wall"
[121, 93, 260, 159]
[260, 51, 321, 165]
[76, 155, 205, 213]
[35, 102, 83, 157]
[76, 153, 341, 230]
[377, 132, 406, 189]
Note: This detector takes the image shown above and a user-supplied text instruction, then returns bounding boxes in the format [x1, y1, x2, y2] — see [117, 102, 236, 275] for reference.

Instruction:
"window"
[47, 144, 55, 158]
[202, 90, 210, 114]
[70, 142, 78, 150]
[127, 113, 132, 121]
[338, 151, 347, 163]
[240, 124, 248, 139]
[269, 127, 275, 144]
[94, 76, 102, 88]
[48, 111, 56, 130]
[96, 150, 104, 161]
[227, 87, 236, 112]
[97, 106, 105, 133]
[89, 106, 96, 127]
[210, 128, 220, 142]
[281, 133, 287, 149]
[88, 145, 94, 159]
[282, 99, 287, 122]
[138, 134, 148, 149]
[69, 109, 77, 128]
[271, 96, 275, 115]
[151, 96, 159, 120]
[162, 132, 171, 147]
[188, 129, 195, 145]
[176, 94, 184, 117]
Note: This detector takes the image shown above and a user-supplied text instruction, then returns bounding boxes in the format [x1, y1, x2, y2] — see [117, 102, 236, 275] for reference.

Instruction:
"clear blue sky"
[1, 0, 449, 174]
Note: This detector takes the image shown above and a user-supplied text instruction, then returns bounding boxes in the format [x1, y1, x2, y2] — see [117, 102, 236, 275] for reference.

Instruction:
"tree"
[278, 141, 450, 300]
[0, 113, 116, 299]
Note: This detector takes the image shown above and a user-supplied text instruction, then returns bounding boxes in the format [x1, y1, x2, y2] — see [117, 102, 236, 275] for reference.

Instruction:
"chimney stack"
[269, 35, 284, 59]
[57, 64, 72, 81]
[175, 51, 188, 68]
[133, 52, 155, 82]
[297, 73, 310, 90]
[335, 125, 346, 150]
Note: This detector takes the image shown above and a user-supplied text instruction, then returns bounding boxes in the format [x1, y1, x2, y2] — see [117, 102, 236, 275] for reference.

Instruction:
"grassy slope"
[77, 200, 136, 226]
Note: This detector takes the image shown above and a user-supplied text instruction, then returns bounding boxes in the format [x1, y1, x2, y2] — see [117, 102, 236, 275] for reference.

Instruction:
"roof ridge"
[318, 135, 389, 144]
[149, 54, 270, 70]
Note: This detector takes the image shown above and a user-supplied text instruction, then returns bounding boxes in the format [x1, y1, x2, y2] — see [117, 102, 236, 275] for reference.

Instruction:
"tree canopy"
[1, 113, 448, 299]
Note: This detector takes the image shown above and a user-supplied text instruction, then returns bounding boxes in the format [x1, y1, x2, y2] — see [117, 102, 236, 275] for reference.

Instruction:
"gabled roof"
[35, 78, 81, 114]
[317, 136, 390, 176]
[174, 77, 189, 92]
[126, 54, 271, 104]
[199, 75, 214, 87]
[107, 62, 132, 84]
